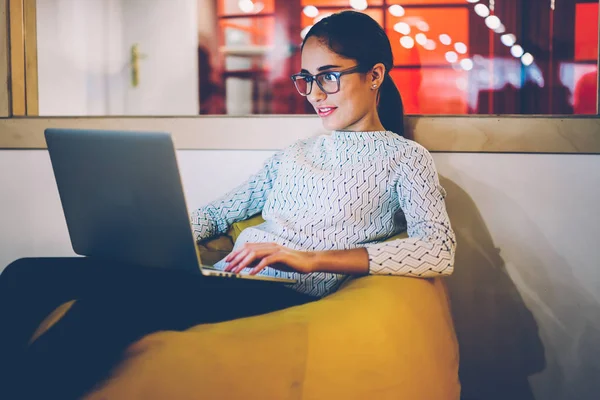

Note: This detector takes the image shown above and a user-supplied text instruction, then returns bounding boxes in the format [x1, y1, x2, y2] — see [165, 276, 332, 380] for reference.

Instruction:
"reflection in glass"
[35, 0, 599, 116]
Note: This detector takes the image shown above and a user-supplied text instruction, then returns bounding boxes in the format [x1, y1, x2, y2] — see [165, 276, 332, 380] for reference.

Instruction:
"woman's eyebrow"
[300, 64, 342, 74]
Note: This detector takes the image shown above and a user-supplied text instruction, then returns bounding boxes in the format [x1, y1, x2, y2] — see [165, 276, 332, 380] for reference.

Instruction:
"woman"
[0, 10, 455, 400]
[194, 10, 455, 296]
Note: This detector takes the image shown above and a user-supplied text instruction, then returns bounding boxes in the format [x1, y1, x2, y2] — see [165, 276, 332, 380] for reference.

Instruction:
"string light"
[460, 58, 474, 71]
[439, 34, 452, 45]
[454, 42, 468, 54]
[494, 24, 506, 34]
[424, 40, 436, 50]
[466, 0, 536, 66]
[485, 15, 501, 30]
[415, 33, 428, 46]
[393, 22, 411, 35]
[400, 36, 415, 49]
[388, 5, 405, 17]
[349, 0, 368, 11]
[303, 6, 319, 18]
[521, 53, 534, 66]
[445, 51, 458, 63]
[501, 34, 516, 46]
[238, 0, 254, 13]
[510, 44, 524, 58]
[474, 4, 490, 17]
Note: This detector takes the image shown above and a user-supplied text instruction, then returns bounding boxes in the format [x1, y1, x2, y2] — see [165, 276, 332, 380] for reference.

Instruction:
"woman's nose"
[308, 84, 327, 104]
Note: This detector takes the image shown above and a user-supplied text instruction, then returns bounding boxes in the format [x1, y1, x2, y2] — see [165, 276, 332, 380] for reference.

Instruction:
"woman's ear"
[370, 63, 386, 90]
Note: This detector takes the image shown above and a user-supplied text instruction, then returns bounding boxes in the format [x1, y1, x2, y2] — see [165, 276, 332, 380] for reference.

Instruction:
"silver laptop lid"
[45, 128, 202, 273]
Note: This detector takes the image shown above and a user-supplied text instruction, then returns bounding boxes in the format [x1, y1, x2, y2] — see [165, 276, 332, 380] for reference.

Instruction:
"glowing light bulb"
[400, 36, 415, 49]
[303, 6, 319, 18]
[439, 34, 452, 45]
[460, 58, 474, 71]
[501, 34, 516, 47]
[494, 23, 506, 34]
[445, 51, 458, 63]
[394, 22, 411, 35]
[474, 4, 490, 17]
[511, 44, 524, 58]
[238, 0, 254, 13]
[424, 39, 436, 50]
[349, 0, 368, 11]
[521, 52, 534, 66]
[454, 42, 467, 54]
[485, 15, 501, 30]
[415, 33, 427, 46]
[388, 5, 405, 17]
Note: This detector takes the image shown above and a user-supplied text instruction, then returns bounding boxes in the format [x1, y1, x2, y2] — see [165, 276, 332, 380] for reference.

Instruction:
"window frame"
[1, 0, 599, 154]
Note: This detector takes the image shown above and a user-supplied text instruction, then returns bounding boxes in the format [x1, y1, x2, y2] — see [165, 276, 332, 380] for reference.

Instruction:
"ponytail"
[378, 72, 406, 138]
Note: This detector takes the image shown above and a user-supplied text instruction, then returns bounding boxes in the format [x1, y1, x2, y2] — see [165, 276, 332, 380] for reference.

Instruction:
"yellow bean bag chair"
[35, 216, 461, 400]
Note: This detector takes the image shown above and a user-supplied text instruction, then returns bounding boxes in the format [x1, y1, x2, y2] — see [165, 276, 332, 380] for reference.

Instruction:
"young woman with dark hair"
[0, 10, 455, 399]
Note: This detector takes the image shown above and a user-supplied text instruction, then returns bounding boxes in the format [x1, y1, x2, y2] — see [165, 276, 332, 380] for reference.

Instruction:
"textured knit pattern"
[191, 131, 455, 297]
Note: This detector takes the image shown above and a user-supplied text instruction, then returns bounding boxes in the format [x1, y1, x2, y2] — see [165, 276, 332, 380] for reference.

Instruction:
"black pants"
[0, 257, 315, 400]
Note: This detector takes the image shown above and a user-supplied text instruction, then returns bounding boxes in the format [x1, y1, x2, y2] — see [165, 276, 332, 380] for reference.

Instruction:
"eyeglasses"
[290, 65, 363, 96]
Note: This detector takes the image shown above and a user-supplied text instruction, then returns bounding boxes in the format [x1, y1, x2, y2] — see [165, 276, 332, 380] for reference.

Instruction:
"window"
[18, 0, 600, 116]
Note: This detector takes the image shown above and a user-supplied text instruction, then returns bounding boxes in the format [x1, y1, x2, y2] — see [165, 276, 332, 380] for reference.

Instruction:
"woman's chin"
[320, 117, 345, 131]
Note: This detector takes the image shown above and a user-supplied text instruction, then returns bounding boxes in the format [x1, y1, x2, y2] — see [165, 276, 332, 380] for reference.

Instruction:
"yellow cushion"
[86, 276, 460, 400]
[197, 214, 265, 264]
[32, 221, 459, 399]
[227, 213, 265, 243]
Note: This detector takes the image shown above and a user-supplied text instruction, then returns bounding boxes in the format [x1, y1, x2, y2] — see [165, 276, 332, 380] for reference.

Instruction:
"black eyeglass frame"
[290, 65, 366, 96]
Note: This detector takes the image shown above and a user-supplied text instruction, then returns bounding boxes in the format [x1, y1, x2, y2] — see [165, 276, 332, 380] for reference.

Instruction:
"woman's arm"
[224, 144, 455, 277]
[364, 144, 456, 277]
[190, 151, 283, 242]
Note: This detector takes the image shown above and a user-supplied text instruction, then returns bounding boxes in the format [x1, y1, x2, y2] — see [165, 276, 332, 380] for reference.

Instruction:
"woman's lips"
[317, 106, 337, 117]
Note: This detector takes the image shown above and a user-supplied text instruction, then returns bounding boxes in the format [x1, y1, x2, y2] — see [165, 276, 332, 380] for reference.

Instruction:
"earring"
[371, 84, 378, 89]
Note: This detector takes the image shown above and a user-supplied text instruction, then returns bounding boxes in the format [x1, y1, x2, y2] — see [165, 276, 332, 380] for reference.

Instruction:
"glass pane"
[218, 0, 274, 16]
[388, 0, 464, 4]
[301, 0, 383, 6]
[391, 67, 468, 114]
[387, 7, 470, 66]
[301, 8, 383, 31]
[35, 0, 599, 116]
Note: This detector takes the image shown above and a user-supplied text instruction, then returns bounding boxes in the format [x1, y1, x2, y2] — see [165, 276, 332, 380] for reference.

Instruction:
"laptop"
[44, 128, 296, 284]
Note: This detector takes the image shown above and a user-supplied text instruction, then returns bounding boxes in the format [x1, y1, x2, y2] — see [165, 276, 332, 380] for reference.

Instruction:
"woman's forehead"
[301, 37, 354, 73]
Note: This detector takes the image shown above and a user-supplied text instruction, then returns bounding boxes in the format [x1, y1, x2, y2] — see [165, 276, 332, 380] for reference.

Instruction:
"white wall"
[0, 149, 599, 400]
[36, 0, 198, 116]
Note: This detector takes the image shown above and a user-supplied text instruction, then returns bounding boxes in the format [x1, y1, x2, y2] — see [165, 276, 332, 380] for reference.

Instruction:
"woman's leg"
[0, 257, 109, 397]
[9, 257, 315, 400]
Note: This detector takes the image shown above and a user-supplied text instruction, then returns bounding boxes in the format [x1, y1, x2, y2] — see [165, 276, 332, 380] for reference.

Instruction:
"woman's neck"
[340, 108, 385, 132]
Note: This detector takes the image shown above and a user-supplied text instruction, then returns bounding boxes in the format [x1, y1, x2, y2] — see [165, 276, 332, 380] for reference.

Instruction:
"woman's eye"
[323, 73, 338, 82]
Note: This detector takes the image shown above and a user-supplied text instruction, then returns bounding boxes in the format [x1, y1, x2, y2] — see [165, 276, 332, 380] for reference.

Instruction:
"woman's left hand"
[223, 243, 317, 275]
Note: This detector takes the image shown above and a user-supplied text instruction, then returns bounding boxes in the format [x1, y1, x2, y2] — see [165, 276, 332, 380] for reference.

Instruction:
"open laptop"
[44, 128, 296, 284]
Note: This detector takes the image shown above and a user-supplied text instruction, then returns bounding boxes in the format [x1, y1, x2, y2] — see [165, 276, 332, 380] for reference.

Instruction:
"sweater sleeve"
[190, 151, 283, 242]
[365, 144, 456, 277]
